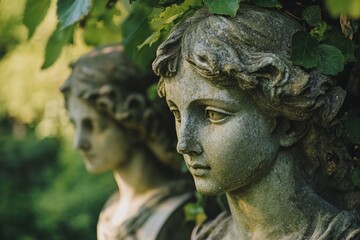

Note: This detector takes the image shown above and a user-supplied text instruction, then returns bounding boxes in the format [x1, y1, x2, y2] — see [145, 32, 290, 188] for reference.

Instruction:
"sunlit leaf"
[310, 21, 328, 41]
[204, 0, 239, 17]
[57, 0, 92, 29]
[82, 1, 123, 46]
[41, 24, 74, 69]
[316, 44, 345, 75]
[23, 0, 51, 39]
[302, 5, 322, 27]
[291, 31, 319, 68]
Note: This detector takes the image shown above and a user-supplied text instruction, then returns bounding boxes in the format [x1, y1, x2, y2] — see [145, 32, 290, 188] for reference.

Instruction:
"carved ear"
[246, 53, 290, 101]
[279, 119, 308, 147]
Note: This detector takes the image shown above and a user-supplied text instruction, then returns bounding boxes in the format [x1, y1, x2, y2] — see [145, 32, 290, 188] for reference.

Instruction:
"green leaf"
[82, 1, 122, 46]
[121, 3, 159, 71]
[352, 166, 360, 187]
[316, 44, 345, 75]
[344, 117, 360, 144]
[83, 19, 122, 46]
[141, 0, 202, 50]
[310, 21, 328, 41]
[147, 83, 159, 100]
[249, 0, 282, 9]
[324, 28, 356, 62]
[41, 24, 74, 69]
[302, 5, 322, 27]
[57, 0, 92, 29]
[204, 0, 239, 17]
[291, 31, 319, 68]
[23, 0, 51, 39]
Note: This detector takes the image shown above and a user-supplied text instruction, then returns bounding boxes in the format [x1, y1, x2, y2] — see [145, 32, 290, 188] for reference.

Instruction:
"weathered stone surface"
[153, 4, 360, 239]
[61, 44, 195, 240]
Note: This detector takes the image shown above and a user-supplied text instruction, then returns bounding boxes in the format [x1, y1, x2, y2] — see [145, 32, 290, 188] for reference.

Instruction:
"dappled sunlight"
[0, 0, 90, 138]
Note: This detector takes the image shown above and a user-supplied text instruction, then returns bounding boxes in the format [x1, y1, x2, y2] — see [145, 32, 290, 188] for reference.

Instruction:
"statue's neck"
[114, 148, 172, 198]
[226, 148, 334, 240]
[111, 149, 171, 225]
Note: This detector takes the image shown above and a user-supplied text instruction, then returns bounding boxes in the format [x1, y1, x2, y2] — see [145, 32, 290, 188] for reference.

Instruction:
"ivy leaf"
[310, 21, 328, 41]
[138, 31, 162, 49]
[23, 0, 51, 39]
[344, 117, 360, 144]
[41, 24, 74, 69]
[249, 0, 282, 9]
[57, 0, 92, 29]
[316, 44, 345, 75]
[204, 0, 239, 17]
[302, 5, 322, 27]
[324, 28, 356, 62]
[142, 0, 202, 50]
[291, 31, 318, 68]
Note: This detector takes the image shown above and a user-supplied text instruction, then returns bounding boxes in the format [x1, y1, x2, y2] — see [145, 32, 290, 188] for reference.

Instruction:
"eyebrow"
[167, 98, 240, 112]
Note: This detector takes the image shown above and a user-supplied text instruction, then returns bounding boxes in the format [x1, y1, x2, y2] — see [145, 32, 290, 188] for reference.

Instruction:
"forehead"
[67, 93, 100, 120]
[163, 61, 248, 107]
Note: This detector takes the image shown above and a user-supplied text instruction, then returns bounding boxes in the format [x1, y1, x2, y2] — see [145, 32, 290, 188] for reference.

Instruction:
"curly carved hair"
[61, 44, 180, 171]
[153, 5, 359, 210]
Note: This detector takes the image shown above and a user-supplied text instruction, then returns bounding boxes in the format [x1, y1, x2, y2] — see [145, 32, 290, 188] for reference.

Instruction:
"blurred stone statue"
[153, 4, 360, 240]
[61, 45, 195, 240]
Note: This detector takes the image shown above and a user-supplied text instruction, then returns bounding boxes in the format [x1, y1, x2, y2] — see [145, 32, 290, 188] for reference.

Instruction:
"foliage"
[1, 0, 359, 237]
[0, 115, 115, 240]
[15, 0, 359, 77]
[41, 24, 74, 69]
[326, 0, 360, 18]
[0, 1, 26, 59]
[204, 0, 239, 17]
[23, 0, 51, 39]
[57, 0, 92, 29]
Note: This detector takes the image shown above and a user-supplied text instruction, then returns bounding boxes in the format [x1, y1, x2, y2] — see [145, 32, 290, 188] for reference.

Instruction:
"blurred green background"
[0, 1, 117, 239]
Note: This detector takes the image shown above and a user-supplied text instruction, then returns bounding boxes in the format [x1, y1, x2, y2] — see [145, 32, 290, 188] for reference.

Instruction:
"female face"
[163, 61, 281, 195]
[68, 93, 132, 173]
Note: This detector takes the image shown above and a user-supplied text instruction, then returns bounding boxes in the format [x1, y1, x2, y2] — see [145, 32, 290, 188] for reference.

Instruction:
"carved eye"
[170, 109, 181, 122]
[205, 107, 231, 123]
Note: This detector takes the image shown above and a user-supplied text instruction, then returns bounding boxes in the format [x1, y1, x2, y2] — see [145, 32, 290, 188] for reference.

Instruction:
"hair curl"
[153, 5, 359, 211]
[61, 44, 181, 172]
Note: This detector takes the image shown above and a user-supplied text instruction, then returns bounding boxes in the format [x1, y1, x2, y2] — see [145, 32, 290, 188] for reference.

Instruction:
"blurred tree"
[0, 1, 116, 239]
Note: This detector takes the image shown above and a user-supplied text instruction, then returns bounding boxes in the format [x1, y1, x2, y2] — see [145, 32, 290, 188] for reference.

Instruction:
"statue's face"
[164, 61, 280, 195]
[68, 93, 131, 173]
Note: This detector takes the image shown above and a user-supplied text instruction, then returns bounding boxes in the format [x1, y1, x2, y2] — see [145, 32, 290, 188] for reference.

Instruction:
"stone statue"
[61, 45, 195, 240]
[153, 4, 360, 240]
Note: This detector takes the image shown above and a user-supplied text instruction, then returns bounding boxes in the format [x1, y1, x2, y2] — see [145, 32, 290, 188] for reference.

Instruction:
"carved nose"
[176, 123, 202, 155]
[73, 128, 91, 151]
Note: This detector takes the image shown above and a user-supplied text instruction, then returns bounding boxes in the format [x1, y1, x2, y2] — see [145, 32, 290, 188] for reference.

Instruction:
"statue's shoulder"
[140, 180, 196, 240]
[191, 211, 232, 240]
[310, 210, 360, 240]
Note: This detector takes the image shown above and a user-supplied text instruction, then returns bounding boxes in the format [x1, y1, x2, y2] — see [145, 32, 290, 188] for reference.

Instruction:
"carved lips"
[188, 163, 211, 177]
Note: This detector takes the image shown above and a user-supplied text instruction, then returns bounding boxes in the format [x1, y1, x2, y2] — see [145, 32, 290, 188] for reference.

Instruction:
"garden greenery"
[20, 0, 360, 196]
